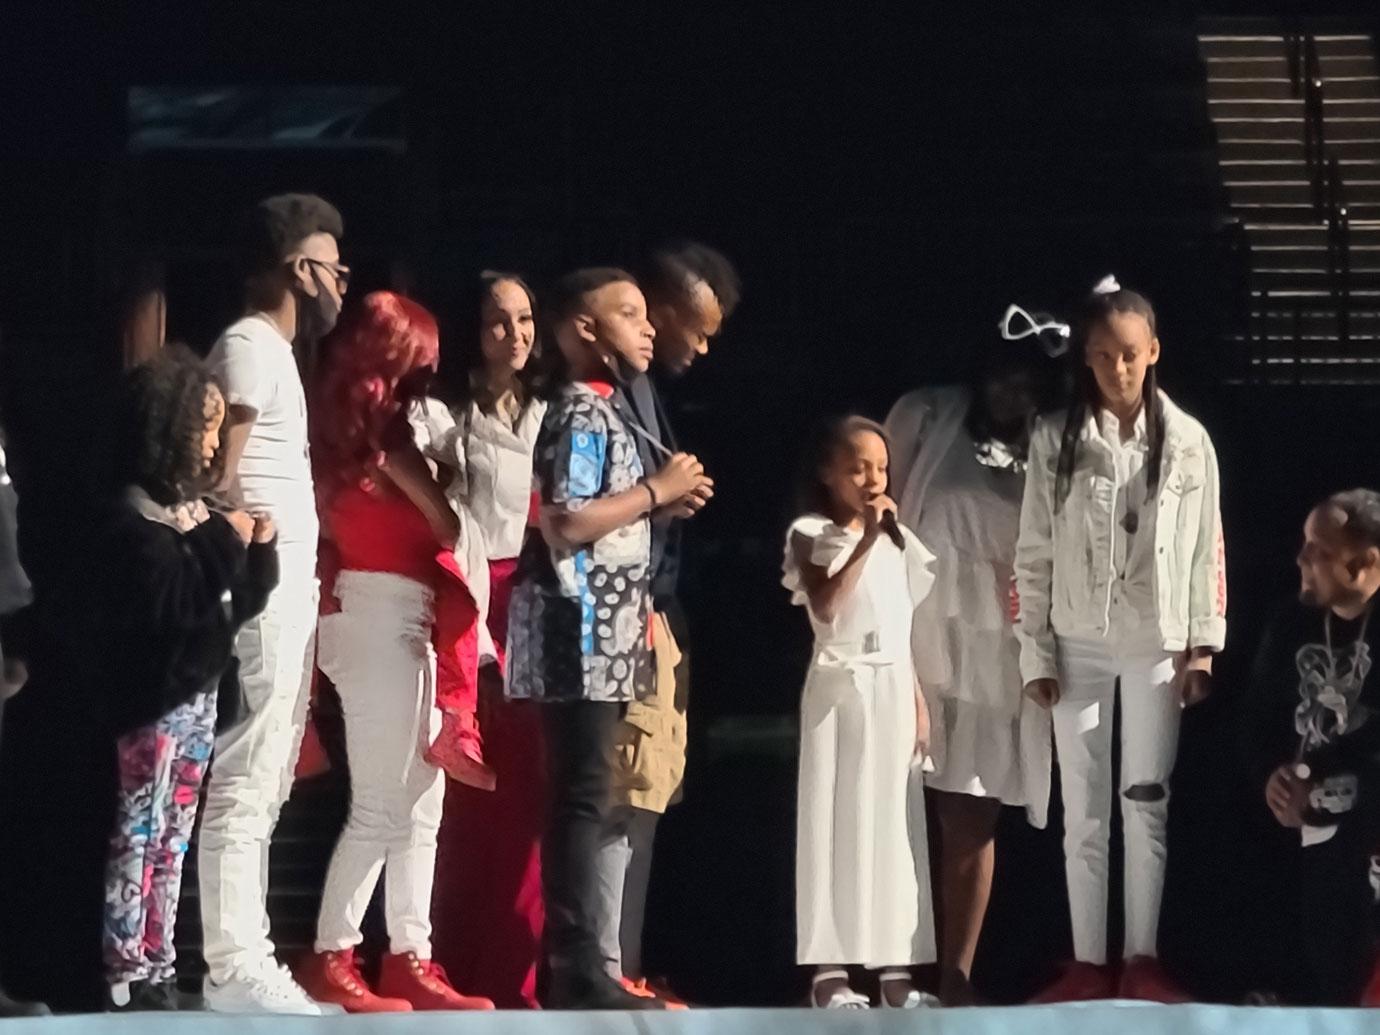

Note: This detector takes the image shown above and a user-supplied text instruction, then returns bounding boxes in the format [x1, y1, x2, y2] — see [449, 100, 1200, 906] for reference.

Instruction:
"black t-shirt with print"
[1250, 595, 1380, 827]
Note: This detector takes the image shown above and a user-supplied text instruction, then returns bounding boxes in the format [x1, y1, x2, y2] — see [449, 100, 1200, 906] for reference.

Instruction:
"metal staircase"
[1200, 22, 1380, 384]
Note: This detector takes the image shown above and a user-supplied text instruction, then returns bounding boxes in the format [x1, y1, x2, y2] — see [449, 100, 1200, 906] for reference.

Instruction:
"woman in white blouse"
[416, 271, 550, 1009]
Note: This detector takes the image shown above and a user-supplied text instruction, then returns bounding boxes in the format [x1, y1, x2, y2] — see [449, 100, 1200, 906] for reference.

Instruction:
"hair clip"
[1091, 274, 1121, 296]
[998, 304, 1070, 358]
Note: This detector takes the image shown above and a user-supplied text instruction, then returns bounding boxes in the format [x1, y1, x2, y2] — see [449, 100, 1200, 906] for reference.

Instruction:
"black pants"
[1300, 786, 1380, 1005]
[541, 700, 622, 977]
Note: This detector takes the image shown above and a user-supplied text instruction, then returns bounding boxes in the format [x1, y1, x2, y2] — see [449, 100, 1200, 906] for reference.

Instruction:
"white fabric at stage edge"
[4, 1003, 1378, 1034]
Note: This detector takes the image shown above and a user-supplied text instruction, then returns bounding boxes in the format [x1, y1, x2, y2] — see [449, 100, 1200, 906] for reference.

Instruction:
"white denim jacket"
[1015, 391, 1226, 684]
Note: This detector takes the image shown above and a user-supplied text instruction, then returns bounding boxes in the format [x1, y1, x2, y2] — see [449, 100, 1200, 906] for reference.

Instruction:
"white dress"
[886, 386, 1052, 827]
[783, 514, 937, 968]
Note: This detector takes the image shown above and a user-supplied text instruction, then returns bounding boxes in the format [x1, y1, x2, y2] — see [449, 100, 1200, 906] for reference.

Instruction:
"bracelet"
[644, 480, 659, 512]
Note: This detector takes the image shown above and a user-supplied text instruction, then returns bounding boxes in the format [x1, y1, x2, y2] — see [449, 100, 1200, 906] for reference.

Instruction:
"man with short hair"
[1256, 489, 1380, 1005]
[595, 242, 739, 1004]
[197, 193, 348, 1015]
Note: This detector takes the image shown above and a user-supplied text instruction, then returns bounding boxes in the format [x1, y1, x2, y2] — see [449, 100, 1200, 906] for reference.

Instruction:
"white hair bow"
[998, 304, 1070, 358]
[1092, 274, 1121, 296]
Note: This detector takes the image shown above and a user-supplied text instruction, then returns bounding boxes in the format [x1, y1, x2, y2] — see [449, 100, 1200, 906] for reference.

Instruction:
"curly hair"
[310, 291, 439, 502]
[119, 344, 225, 505]
[640, 241, 741, 318]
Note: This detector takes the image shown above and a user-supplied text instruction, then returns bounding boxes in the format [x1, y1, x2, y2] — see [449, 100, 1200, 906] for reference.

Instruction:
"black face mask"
[293, 265, 341, 345]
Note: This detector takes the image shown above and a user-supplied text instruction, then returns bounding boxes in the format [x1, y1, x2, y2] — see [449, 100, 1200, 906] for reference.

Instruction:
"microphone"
[879, 509, 905, 550]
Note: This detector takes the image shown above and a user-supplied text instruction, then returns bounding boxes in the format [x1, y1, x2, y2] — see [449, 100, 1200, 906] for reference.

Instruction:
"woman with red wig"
[294, 292, 495, 1013]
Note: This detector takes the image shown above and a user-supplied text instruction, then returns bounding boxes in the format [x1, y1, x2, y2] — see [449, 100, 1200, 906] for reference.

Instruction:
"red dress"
[431, 500, 547, 1009]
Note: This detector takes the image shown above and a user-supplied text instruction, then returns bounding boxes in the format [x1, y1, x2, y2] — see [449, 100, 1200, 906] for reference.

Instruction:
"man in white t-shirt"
[198, 194, 348, 1015]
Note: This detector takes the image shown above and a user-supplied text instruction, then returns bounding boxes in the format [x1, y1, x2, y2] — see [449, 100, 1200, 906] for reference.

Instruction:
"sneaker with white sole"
[204, 965, 332, 1016]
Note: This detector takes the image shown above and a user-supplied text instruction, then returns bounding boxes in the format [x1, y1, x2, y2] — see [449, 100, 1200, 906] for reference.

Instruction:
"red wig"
[311, 290, 439, 502]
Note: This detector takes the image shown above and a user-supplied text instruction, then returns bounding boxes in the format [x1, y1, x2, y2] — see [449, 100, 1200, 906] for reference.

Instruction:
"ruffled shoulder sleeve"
[900, 526, 937, 607]
[782, 514, 861, 607]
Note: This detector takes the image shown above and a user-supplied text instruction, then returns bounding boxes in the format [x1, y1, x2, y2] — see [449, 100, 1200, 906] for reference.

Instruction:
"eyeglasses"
[300, 257, 352, 290]
[998, 304, 1070, 358]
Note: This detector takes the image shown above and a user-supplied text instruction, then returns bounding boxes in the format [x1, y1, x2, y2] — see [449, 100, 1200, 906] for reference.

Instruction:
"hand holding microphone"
[863, 493, 904, 550]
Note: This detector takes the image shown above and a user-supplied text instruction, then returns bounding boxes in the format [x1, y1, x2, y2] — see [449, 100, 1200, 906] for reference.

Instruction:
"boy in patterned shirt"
[506, 268, 708, 1010]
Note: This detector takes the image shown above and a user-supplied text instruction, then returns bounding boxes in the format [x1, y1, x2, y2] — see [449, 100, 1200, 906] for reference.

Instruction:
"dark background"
[1, 0, 1379, 1008]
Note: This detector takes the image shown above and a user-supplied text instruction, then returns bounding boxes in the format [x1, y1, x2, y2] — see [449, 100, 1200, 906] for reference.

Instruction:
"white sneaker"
[204, 965, 329, 1016]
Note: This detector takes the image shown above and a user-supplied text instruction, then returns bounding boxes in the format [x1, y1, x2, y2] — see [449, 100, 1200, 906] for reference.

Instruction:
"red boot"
[426, 711, 497, 791]
[1029, 962, 1115, 1004]
[378, 953, 496, 1011]
[1118, 956, 1192, 1003]
[296, 950, 413, 1013]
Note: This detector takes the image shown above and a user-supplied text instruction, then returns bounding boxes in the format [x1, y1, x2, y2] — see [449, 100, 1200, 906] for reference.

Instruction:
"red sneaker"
[1029, 962, 1115, 1004]
[1118, 956, 1192, 1003]
[378, 953, 496, 1011]
[296, 950, 413, 1013]
[620, 977, 689, 1010]
[425, 711, 497, 791]
[1360, 958, 1380, 1007]
[643, 978, 690, 1010]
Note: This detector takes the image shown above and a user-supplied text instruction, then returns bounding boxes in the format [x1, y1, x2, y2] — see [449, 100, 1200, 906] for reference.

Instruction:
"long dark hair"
[436, 270, 547, 411]
[1054, 287, 1164, 511]
[794, 415, 903, 547]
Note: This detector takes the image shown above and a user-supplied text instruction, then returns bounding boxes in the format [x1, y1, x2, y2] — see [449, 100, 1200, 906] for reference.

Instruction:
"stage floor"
[6, 1003, 1378, 1034]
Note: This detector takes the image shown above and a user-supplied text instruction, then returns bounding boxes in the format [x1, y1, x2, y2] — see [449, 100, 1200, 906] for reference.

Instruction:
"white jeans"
[199, 545, 319, 983]
[1053, 634, 1180, 965]
[314, 571, 445, 956]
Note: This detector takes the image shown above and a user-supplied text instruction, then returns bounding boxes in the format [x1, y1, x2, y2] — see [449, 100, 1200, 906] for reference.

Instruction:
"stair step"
[1229, 203, 1380, 222]
[1198, 36, 1375, 60]
[1213, 119, 1380, 142]
[1220, 161, 1380, 182]
[1227, 182, 1380, 206]
[1204, 55, 1380, 79]
[1218, 139, 1380, 161]
[1209, 97, 1380, 119]
[1244, 313, 1380, 336]
[1207, 76, 1380, 101]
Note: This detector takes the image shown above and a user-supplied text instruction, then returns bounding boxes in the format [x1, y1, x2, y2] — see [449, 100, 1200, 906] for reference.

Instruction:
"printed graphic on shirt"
[1295, 634, 1374, 761]
[506, 384, 652, 704]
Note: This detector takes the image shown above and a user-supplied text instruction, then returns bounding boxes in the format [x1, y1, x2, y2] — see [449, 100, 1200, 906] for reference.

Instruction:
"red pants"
[432, 558, 546, 1008]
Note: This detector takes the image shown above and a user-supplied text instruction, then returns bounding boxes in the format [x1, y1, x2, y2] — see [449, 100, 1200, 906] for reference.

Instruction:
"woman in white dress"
[784, 415, 937, 1009]
[885, 305, 1067, 1005]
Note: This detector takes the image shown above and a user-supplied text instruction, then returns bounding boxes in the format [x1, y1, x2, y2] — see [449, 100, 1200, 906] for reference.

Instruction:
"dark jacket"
[0, 497, 277, 1012]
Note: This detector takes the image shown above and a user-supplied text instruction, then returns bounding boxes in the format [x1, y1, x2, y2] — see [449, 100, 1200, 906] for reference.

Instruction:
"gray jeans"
[594, 804, 661, 980]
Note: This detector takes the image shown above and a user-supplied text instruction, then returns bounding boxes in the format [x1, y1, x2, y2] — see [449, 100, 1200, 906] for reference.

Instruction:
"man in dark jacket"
[1256, 489, 1380, 1005]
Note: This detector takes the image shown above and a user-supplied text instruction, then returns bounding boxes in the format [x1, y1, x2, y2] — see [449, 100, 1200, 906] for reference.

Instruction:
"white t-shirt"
[208, 315, 318, 550]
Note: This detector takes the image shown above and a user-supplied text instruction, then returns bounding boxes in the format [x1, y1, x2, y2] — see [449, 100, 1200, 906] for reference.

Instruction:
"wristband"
[644, 481, 659, 512]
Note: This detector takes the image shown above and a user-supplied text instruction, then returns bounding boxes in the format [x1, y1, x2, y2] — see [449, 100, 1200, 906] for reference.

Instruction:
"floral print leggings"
[102, 690, 217, 985]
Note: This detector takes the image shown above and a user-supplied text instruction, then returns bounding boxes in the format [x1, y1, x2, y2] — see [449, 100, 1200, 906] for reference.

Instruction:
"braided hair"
[1054, 285, 1165, 512]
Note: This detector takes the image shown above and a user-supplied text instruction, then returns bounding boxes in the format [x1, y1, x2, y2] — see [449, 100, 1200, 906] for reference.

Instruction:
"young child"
[1016, 277, 1226, 1002]
[504, 268, 708, 1010]
[784, 415, 938, 1010]
[101, 346, 280, 1012]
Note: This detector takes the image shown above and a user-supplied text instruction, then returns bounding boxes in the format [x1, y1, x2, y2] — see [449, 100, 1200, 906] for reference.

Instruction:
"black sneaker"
[0, 986, 49, 1018]
[110, 979, 180, 1012]
[542, 968, 666, 1011]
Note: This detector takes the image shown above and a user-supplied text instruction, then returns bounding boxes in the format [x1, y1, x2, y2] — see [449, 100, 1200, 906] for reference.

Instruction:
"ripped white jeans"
[1053, 634, 1180, 965]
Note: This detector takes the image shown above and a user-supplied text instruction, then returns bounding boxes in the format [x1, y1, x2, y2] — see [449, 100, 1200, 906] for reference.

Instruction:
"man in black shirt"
[1257, 489, 1380, 1005]
[597, 243, 740, 1003]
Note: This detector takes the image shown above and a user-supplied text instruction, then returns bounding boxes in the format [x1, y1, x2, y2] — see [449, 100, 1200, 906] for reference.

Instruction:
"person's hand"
[1008, 577, 1021, 625]
[862, 494, 898, 541]
[661, 479, 715, 521]
[1175, 651, 1214, 708]
[1265, 764, 1310, 828]
[646, 453, 708, 507]
[251, 512, 276, 544]
[224, 509, 255, 545]
[1024, 677, 1060, 709]
[0, 658, 28, 701]
[914, 692, 931, 759]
